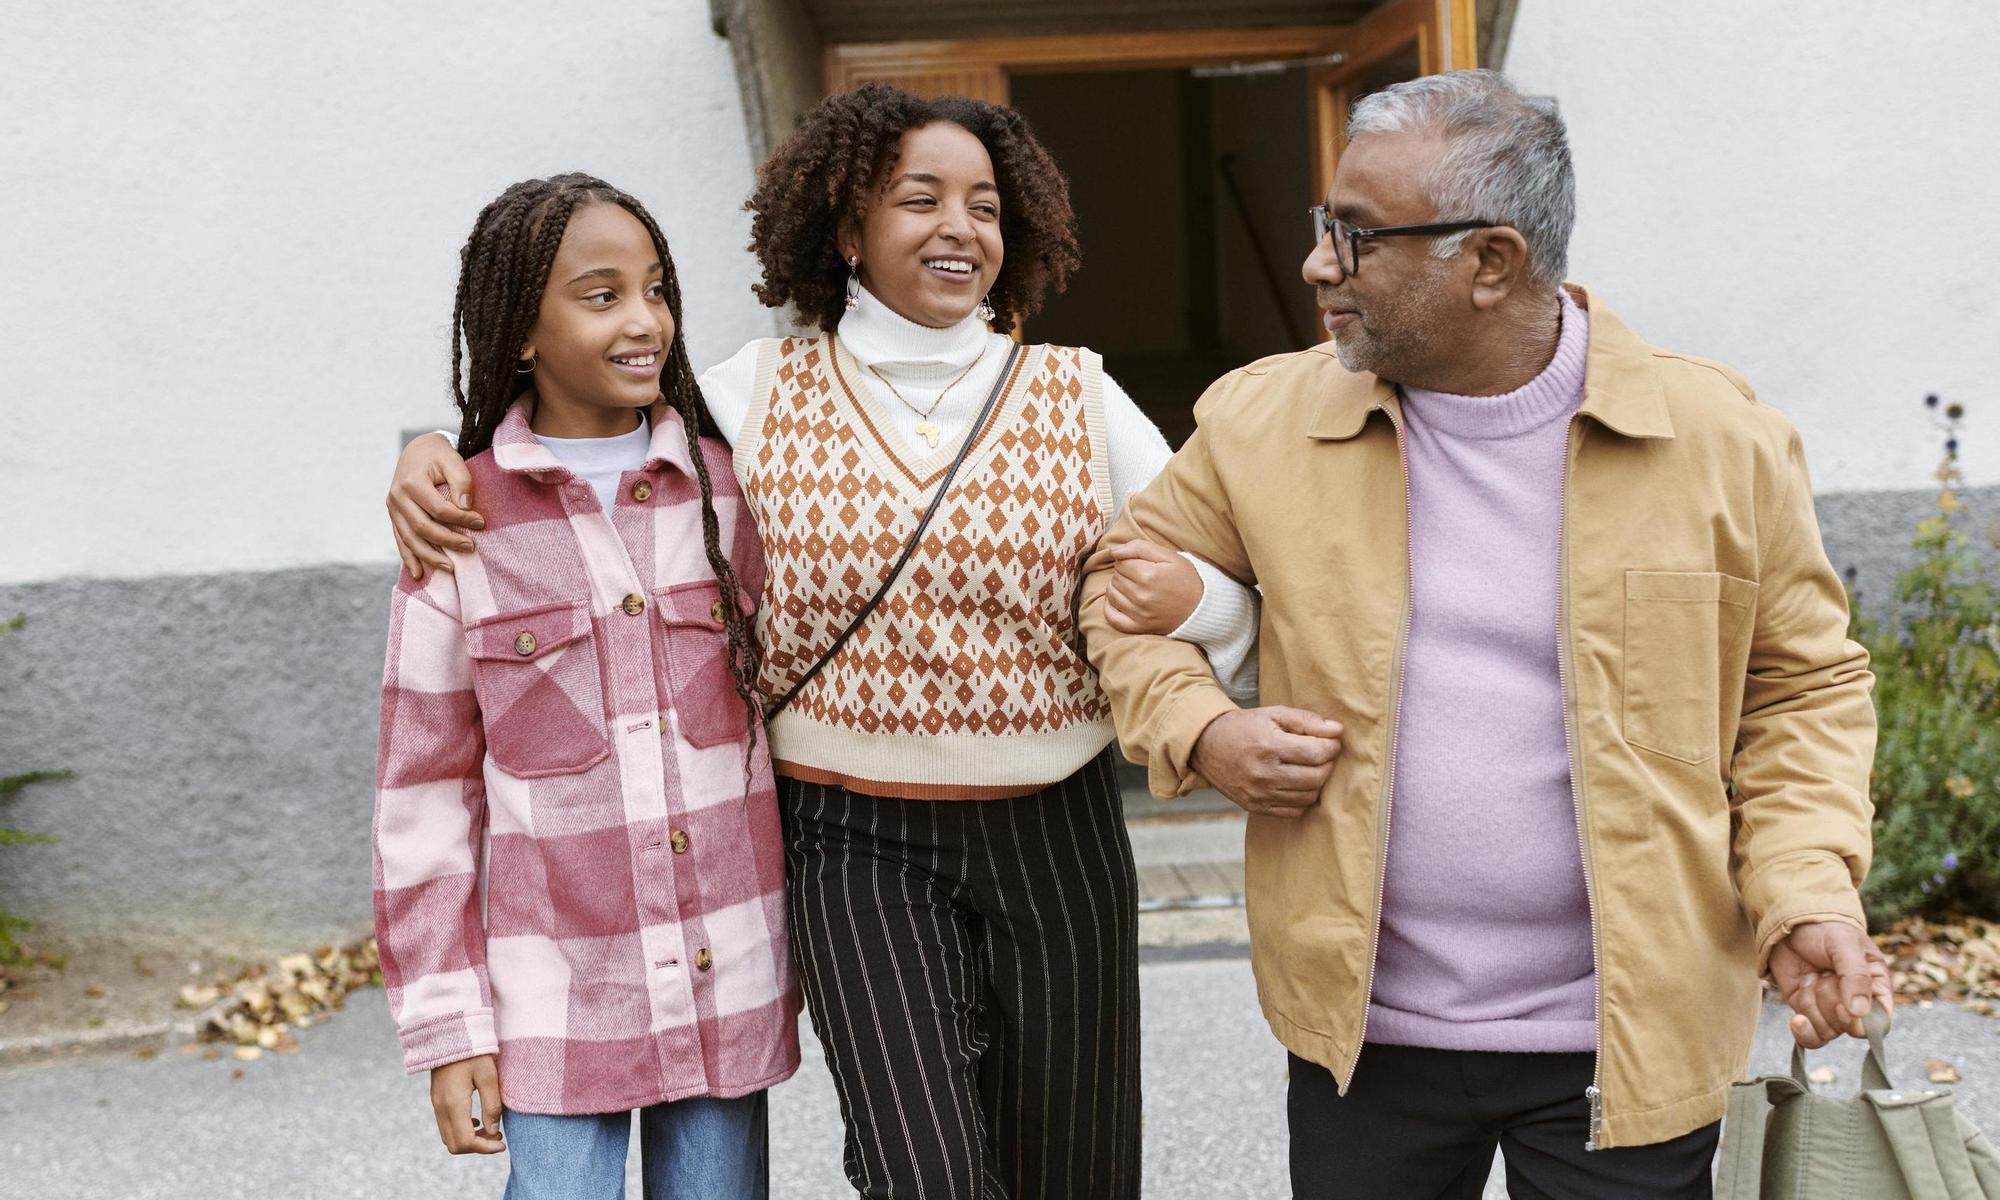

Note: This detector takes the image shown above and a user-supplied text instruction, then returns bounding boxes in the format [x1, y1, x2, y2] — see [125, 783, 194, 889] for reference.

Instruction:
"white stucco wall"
[0, 0, 775, 585]
[1503, 0, 1999, 493]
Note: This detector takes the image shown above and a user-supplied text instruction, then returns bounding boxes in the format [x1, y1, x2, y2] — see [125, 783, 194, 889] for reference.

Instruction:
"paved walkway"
[6, 807, 1999, 1198]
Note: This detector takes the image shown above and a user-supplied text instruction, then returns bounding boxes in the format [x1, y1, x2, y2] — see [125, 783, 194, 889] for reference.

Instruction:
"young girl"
[385, 91, 1266, 1199]
[372, 173, 794, 1200]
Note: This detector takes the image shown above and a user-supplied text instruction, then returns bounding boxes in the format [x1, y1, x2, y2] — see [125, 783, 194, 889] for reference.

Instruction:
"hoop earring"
[974, 295, 996, 323]
[515, 354, 537, 374]
[845, 256, 861, 312]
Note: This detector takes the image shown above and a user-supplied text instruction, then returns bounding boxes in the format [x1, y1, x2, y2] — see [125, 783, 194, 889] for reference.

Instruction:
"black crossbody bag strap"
[763, 343, 1022, 722]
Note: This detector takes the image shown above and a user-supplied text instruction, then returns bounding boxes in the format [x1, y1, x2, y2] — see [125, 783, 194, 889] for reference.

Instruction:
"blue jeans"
[501, 1091, 768, 1200]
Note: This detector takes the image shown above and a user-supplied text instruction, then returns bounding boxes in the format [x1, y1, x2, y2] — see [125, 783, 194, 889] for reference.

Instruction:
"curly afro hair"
[745, 83, 1081, 336]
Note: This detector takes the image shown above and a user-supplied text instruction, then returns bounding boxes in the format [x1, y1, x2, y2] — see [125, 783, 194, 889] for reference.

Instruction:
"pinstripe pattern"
[780, 750, 1140, 1199]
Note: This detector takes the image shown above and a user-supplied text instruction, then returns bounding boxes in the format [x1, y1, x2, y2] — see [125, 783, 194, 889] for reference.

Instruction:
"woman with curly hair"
[387, 84, 1264, 1197]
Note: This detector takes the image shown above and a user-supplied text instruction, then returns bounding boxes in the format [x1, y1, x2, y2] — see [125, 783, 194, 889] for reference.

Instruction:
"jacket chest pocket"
[655, 581, 754, 749]
[466, 600, 611, 778]
[1621, 571, 1759, 764]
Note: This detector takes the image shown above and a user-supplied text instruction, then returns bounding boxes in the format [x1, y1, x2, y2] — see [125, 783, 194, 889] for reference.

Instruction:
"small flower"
[1946, 402, 1965, 420]
[1926, 393, 1941, 408]
[1947, 438, 1960, 456]
[1942, 852, 1960, 870]
[1922, 880, 1932, 893]
[1945, 775, 1976, 799]
[1933, 873, 1947, 885]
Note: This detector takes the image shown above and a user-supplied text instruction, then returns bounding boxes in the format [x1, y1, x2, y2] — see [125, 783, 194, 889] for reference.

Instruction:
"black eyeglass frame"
[1309, 205, 1501, 276]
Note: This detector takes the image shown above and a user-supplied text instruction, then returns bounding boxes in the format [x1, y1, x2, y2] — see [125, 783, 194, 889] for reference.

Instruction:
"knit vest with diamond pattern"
[734, 334, 1117, 799]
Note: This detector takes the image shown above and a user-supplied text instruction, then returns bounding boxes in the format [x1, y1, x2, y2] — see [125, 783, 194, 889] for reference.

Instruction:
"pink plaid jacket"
[372, 401, 797, 1115]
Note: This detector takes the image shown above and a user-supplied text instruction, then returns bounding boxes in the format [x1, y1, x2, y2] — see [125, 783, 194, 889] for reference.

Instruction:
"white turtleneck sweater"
[700, 287, 1257, 696]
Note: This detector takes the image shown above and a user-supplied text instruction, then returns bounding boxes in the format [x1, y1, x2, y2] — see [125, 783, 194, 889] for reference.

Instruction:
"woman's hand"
[389, 432, 483, 580]
[1104, 540, 1204, 635]
[429, 1053, 505, 1154]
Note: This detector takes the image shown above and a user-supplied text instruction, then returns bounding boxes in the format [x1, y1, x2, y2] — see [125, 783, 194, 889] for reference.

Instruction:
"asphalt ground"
[6, 943, 1998, 1199]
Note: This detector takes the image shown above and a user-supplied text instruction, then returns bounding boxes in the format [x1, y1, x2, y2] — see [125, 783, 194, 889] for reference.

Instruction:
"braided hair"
[745, 83, 1082, 335]
[449, 173, 766, 765]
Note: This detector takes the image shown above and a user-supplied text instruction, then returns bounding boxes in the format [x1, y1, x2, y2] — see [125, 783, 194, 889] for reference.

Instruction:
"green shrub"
[1, 613, 69, 967]
[1850, 398, 2000, 923]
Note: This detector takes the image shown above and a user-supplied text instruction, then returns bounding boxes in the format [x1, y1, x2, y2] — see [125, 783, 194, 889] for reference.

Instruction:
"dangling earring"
[844, 256, 861, 312]
[514, 354, 537, 374]
[974, 294, 996, 323]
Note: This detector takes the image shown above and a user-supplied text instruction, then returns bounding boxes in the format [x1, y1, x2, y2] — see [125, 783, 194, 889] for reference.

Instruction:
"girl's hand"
[430, 1053, 506, 1154]
[389, 433, 483, 580]
[1104, 540, 1204, 635]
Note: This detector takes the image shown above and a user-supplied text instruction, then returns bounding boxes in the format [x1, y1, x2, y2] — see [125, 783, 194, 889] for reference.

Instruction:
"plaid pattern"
[373, 401, 797, 1115]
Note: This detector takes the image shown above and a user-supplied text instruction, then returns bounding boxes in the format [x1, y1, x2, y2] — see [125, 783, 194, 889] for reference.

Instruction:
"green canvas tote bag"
[1715, 1002, 2000, 1199]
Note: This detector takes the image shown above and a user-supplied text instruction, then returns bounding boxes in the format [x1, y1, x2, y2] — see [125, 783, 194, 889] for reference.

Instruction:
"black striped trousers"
[779, 749, 1142, 1200]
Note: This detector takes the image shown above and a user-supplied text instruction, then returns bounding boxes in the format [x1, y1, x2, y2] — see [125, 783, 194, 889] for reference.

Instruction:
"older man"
[1081, 70, 1887, 1198]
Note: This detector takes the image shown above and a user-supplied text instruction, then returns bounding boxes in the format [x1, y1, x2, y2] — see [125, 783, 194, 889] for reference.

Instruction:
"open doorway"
[820, 0, 1473, 443]
[1012, 67, 1326, 447]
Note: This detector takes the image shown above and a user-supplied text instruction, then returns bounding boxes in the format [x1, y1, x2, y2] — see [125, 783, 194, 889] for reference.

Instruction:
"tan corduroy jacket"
[1078, 286, 1877, 1149]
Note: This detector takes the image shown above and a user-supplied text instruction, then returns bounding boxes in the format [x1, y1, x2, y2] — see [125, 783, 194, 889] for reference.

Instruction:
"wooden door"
[1309, 0, 1480, 202]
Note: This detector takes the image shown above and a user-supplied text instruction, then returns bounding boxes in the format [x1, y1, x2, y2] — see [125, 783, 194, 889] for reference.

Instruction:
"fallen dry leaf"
[1875, 917, 2000, 1014]
[188, 936, 380, 1062]
[1926, 1058, 1961, 1084]
[176, 984, 220, 1009]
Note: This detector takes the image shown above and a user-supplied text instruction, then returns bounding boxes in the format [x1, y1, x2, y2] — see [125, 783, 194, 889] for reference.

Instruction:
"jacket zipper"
[1557, 415, 1607, 1150]
[1342, 401, 1417, 1095]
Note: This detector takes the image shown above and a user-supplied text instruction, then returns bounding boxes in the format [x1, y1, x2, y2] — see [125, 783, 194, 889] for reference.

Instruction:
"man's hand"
[1768, 920, 1893, 1049]
[1190, 707, 1343, 818]
[1104, 541, 1204, 635]
[430, 1053, 506, 1154]
[389, 432, 483, 581]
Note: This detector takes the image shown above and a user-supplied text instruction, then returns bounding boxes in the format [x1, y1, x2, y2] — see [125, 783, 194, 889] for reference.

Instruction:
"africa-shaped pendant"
[916, 420, 941, 449]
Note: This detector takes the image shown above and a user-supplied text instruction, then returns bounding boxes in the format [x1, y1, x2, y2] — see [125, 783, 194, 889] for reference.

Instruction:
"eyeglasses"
[1309, 205, 1500, 277]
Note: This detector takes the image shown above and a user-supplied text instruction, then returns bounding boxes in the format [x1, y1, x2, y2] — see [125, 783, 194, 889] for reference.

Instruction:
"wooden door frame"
[825, 26, 1352, 99]
[1309, 0, 1479, 200]
[823, 0, 1477, 196]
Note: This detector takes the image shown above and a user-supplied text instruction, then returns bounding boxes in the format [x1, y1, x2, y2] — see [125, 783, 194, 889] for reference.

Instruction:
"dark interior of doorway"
[1011, 67, 1317, 448]
[1012, 49, 1420, 450]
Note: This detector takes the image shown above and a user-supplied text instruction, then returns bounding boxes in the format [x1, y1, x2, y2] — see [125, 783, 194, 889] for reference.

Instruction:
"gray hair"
[1346, 69, 1574, 287]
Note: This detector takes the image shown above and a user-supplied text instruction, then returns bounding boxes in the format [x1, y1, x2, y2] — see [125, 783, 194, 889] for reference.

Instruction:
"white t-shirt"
[531, 413, 651, 513]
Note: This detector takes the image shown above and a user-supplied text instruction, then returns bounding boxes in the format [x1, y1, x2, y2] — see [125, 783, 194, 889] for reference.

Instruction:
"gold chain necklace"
[867, 356, 983, 450]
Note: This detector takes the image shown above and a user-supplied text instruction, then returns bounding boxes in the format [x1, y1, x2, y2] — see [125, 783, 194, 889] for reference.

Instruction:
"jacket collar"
[1304, 284, 1675, 442]
[489, 398, 697, 480]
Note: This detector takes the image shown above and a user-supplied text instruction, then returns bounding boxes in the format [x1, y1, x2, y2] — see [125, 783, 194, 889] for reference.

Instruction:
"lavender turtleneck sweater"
[1364, 289, 1598, 1054]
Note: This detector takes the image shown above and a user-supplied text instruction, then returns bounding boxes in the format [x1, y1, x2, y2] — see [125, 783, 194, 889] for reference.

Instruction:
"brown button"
[621, 593, 645, 616]
[694, 948, 712, 971]
[709, 600, 727, 625]
[631, 480, 653, 502]
[669, 830, 690, 854]
[513, 631, 537, 656]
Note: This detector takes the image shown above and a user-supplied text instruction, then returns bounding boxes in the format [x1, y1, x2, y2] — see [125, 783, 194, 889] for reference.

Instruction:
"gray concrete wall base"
[1818, 483, 2000, 621]
[0, 565, 396, 955]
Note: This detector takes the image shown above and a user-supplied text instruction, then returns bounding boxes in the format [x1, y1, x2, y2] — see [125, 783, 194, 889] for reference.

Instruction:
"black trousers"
[1289, 1047, 1720, 1200]
[779, 750, 1142, 1200]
